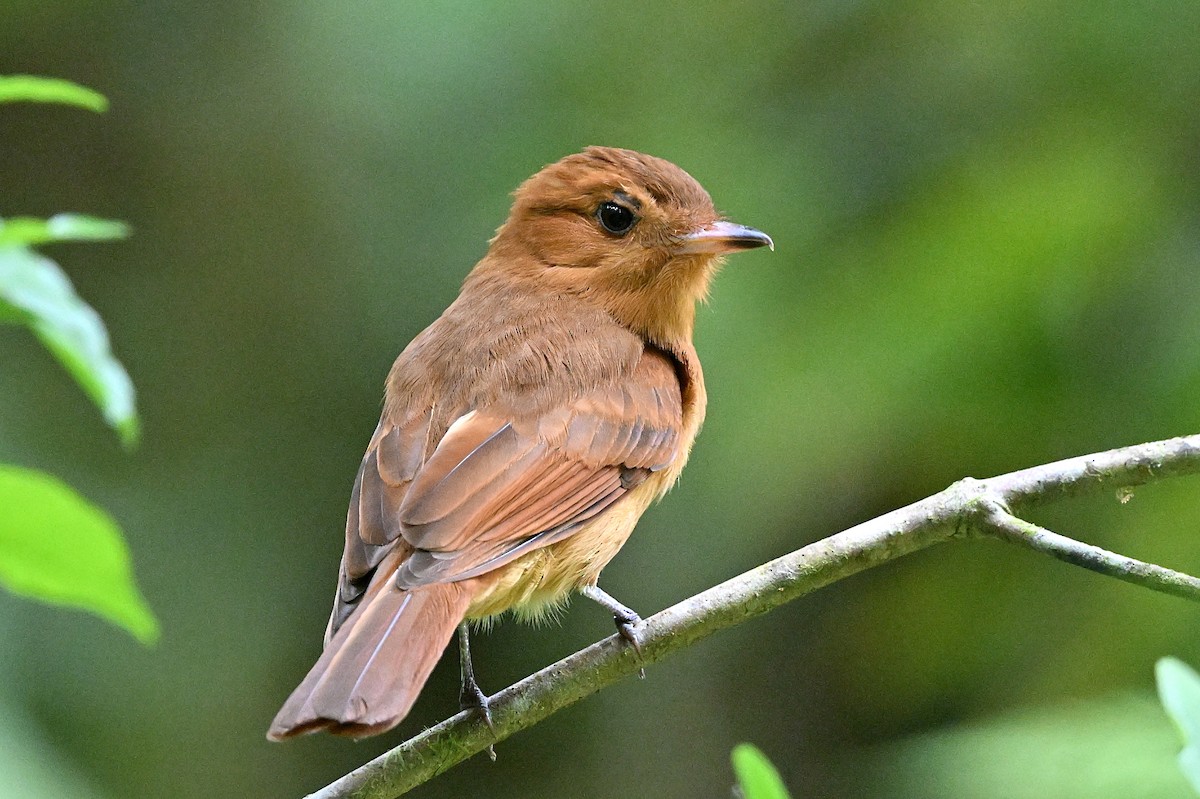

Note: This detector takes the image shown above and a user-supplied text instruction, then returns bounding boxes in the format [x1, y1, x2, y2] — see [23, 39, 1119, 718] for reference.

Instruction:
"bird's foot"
[457, 623, 497, 761]
[459, 677, 495, 732]
[581, 584, 646, 678]
[459, 681, 497, 762]
[612, 606, 643, 657]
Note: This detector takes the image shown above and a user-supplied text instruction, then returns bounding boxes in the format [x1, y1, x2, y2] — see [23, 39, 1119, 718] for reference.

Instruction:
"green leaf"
[0, 465, 158, 644]
[857, 694, 1191, 798]
[732, 744, 792, 799]
[0, 695, 114, 799]
[0, 75, 108, 111]
[0, 246, 139, 447]
[0, 298, 21, 323]
[0, 214, 130, 247]
[1157, 657, 1200, 794]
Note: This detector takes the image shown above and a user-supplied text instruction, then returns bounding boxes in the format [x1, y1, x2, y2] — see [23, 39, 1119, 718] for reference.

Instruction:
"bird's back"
[382, 266, 707, 620]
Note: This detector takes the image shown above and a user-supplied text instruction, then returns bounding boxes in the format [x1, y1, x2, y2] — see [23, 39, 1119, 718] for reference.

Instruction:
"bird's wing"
[325, 347, 683, 640]
[324, 411, 433, 641]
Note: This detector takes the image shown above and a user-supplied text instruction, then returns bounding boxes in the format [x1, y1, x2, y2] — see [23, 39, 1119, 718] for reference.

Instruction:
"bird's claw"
[460, 681, 495, 731]
[613, 611, 646, 678]
[580, 584, 646, 677]
[459, 678, 497, 761]
[614, 611, 642, 653]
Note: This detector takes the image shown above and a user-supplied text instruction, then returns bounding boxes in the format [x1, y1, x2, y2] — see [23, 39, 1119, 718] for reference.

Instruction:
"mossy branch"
[306, 434, 1200, 799]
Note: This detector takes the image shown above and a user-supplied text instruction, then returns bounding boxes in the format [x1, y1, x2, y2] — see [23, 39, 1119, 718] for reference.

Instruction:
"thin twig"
[980, 502, 1200, 601]
[305, 434, 1200, 799]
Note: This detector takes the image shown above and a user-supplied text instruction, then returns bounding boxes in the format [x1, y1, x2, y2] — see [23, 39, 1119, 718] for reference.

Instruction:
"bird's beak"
[677, 220, 774, 255]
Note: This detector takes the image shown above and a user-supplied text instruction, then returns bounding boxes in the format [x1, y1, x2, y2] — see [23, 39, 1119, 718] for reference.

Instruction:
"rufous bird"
[269, 146, 772, 740]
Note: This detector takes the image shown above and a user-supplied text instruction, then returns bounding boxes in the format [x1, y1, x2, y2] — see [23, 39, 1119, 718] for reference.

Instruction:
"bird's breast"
[464, 468, 675, 622]
[461, 340, 707, 623]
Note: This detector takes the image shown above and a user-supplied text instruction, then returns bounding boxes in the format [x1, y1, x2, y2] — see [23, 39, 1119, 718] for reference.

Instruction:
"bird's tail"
[268, 579, 473, 740]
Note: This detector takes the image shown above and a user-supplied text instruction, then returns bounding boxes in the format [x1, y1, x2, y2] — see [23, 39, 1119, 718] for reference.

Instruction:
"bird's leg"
[457, 622, 497, 761]
[581, 584, 645, 676]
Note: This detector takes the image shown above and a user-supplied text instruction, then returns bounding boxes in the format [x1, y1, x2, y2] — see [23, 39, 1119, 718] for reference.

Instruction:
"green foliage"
[0, 230, 139, 447]
[851, 694, 1192, 799]
[0, 80, 138, 443]
[0, 694, 110, 798]
[0, 74, 108, 111]
[1156, 658, 1200, 794]
[0, 214, 130, 247]
[732, 744, 792, 799]
[0, 77, 152, 648]
[0, 466, 158, 643]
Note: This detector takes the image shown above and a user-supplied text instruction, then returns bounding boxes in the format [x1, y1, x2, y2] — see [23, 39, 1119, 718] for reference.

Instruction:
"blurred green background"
[4, 1, 1200, 797]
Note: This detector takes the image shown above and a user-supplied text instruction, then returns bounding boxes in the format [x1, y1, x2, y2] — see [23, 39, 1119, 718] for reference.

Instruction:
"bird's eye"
[596, 201, 637, 236]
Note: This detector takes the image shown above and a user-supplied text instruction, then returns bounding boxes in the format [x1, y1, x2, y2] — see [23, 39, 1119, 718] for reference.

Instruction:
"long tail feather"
[268, 580, 472, 740]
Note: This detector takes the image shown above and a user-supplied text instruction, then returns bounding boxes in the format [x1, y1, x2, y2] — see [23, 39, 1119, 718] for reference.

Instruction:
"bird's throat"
[594, 256, 718, 350]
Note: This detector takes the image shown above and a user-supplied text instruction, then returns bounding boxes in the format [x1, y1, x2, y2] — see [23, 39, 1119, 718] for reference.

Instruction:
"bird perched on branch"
[269, 146, 772, 740]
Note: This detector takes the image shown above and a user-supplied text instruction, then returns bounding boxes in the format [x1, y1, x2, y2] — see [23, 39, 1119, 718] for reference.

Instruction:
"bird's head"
[485, 146, 772, 347]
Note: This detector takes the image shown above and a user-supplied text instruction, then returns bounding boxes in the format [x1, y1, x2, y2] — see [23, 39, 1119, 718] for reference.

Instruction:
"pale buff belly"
[463, 471, 671, 622]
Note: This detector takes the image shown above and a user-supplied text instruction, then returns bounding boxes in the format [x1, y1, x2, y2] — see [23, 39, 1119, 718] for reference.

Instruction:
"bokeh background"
[3, 1, 1200, 797]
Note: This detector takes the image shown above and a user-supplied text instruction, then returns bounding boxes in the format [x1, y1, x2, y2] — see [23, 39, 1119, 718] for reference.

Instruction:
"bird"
[268, 146, 772, 740]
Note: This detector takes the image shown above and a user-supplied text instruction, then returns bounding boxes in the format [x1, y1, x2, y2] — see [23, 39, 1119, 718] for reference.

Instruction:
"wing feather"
[326, 346, 684, 636]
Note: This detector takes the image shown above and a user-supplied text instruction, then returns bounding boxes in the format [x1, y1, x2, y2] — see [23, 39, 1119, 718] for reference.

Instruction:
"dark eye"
[596, 201, 637, 235]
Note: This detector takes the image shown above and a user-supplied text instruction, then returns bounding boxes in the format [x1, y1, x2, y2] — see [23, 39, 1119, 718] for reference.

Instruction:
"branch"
[306, 434, 1200, 799]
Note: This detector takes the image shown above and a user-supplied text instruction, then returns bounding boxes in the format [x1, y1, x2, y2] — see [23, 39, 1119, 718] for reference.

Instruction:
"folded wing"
[325, 347, 683, 640]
